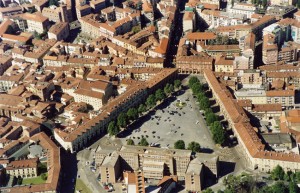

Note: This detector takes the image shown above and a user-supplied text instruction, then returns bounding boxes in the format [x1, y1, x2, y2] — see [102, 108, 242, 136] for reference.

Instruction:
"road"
[77, 150, 106, 193]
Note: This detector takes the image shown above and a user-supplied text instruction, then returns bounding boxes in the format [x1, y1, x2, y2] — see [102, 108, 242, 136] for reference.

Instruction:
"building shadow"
[217, 161, 236, 178]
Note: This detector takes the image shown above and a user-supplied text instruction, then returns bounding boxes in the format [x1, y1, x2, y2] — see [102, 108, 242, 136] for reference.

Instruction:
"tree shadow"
[201, 148, 214, 154]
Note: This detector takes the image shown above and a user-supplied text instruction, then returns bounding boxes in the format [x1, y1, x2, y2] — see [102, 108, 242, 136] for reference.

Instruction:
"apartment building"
[204, 69, 300, 172]
[97, 145, 192, 183]
[185, 158, 203, 192]
[266, 90, 295, 107]
[142, 0, 154, 23]
[0, 6, 23, 21]
[215, 56, 234, 73]
[228, 3, 256, 19]
[21, 13, 50, 34]
[42, 5, 69, 23]
[99, 152, 121, 183]
[0, 54, 12, 75]
[175, 56, 214, 74]
[6, 158, 38, 178]
[90, 0, 106, 13]
[76, 4, 92, 19]
[2, 132, 61, 192]
[48, 22, 70, 41]
[183, 11, 195, 33]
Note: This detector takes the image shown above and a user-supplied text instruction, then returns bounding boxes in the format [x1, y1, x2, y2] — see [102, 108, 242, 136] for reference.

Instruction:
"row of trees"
[127, 137, 149, 146]
[203, 165, 300, 193]
[174, 140, 201, 153]
[206, 35, 239, 46]
[251, 0, 268, 8]
[107, 79, 182, 136]
[271, 165, 300, 183]
[189, 77, 225, 145]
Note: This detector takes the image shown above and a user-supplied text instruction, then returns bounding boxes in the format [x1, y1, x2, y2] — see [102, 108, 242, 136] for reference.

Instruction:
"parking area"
[118, 87, 215, 150]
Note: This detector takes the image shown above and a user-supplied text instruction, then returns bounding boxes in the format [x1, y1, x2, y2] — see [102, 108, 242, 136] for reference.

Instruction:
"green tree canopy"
[49, 0, 59, 6]
[138, 104, 147, 114]
[127, 108, 138, 121]
[199, 97, 210, 110]
[289, 181, 299, 193]
[164, 83, 174, 96]
[174, 79, 181, 89]
[191, 82, 203, 94]
[132, 26, 141, 34]
[188, 76, 199, 88]
[211, 121, 225, 144]
[117, 113, 128, 128]
[187, 141, 201, 153]
[174, 140, 185, 149]
[146, 94, 156, 108]
[262, 0, 268, 8]
[108, 121, 120, 136]
[41, 173, 48, 180]
[139, 137, 149, 146]
[127, 139, 135, 145]
[197, 92, 206, 101]
[155, 89, 166, 102]
[272, 181, 287, 193]
[271, 165, 285, 181]
[206, 112, 218, 125]
[202, 188, 214, 193]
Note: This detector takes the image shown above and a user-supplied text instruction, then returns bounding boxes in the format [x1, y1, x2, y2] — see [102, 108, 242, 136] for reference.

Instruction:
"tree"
[206, 113, 218, 125]
[191, 82, 203, 94]
[117, 113, 127, 128]
[211, 121, 225, 144]
[33, 30, 41, 40]
[146, 94, 156, 108]
[17, 176, 22, 185]
[284, 171, 292, 182]
[188, 76, 199, 88]
[223, 173, 255, 193]
[197, 92, 206, 101]
[174, 79, 181, 90]
[49, 0, 59, 6]
[41, 173, 47, 180]
[199, 97, 210, 110]
[127, 139, 135, 145]
[187, 141, 201, 153]
[202, 188, 214, 193]
[127, 108, 138, 121]
[271, 165, 285, 181]
[138, 104, 147, 114]
[155, 89, 166, 102]
[132, 26, 141, 34]
[297, 0, 300, 8]
[108, 121, 120, 136]
[139, 137, 149, 146]
[289, 181, 299, 193]
[296, 171, 300, 182]
[174, 140, 185, 149]
[262, 0, 268, 8]
[164, 83, 172, 96]
[272, 182, 287, 193]
[204, 108, 213, 117]
[136, 1, 142, 10]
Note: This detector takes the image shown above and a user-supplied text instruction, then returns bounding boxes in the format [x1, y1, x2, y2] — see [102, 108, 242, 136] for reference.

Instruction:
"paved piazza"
[119, 87, 215, 150]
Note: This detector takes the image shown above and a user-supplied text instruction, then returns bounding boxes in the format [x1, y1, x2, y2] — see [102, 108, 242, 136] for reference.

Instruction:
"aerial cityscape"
[0, 0, 300, 192]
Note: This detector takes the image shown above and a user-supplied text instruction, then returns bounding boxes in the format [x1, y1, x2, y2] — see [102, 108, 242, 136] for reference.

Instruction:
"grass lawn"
[22, 175, 46, 185]
[75, 179, 92, 193]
